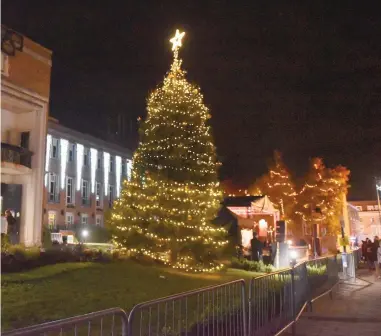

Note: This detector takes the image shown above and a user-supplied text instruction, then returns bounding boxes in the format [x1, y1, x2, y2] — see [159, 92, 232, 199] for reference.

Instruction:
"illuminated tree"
[109, 30, 227, 272]
[295, 158, 350, 234]
[250, 151, 297, 219]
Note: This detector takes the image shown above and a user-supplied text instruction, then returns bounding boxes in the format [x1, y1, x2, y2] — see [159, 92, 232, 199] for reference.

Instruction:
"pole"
[375, 180, 381, 233]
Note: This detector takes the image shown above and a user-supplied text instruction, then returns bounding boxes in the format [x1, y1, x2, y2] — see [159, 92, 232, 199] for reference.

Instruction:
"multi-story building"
[44, 118, 132, 230]
[1, 25, 52, 246]
[349, 200, 381, 240]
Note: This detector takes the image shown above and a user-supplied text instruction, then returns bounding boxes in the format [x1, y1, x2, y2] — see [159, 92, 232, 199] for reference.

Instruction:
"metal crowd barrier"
[3, 251, 359, 336]
[2, 308, 128, 336]
[127, 279, 246, 336]
[248, 254, 343, 336]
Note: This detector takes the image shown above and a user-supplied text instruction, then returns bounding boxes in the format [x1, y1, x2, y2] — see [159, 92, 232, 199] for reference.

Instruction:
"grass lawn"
[1, 261, 259, 332]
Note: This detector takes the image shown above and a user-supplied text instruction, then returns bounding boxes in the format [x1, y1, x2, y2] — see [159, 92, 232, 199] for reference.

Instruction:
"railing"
[127, 279, 246, 336]
[2, 307, 128, 336]
[3, 251, 359, 336]
[1, 142, 33, 168]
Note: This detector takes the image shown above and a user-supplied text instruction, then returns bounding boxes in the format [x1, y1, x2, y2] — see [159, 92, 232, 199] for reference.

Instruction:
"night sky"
[3, 1, 381, 199]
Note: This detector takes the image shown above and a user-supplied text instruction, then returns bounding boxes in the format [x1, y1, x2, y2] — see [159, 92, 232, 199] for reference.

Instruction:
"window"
[96, 215, 102, 226]
[81, 180, 90, 206]
[20, 132, 30, 150]
[66, 177, 74, 205]
[110, 156, 114, 173]
[367, 205, 374, 211]
[122, 160, 126, 176]
[51, 138, 59, 158]
[83, 148, 89, 166]
[68, 143, 75, 162]
[65, 212, 74, 226]
[109, 185, 114, 207]
[96, 182, 102, 207]
[81, 213, 88, 225]
[48, 173, 59, 203]
[48, 211, 56, 229]
[355, 206, 362, 211]
[1, 53, 9, 76]
[97, 154, 102, 169]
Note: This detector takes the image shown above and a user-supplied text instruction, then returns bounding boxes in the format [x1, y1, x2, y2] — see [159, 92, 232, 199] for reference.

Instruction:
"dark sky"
[3, 1, 381, 199]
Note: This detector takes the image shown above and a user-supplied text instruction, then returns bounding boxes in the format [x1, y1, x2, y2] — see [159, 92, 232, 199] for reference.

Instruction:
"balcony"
[1, 142, 33, 175]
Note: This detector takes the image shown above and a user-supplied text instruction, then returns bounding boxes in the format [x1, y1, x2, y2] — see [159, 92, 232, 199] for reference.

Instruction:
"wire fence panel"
[127, 279, 246, 336]
[4, 252, 353, 336]
[248, 269, 293, 336]
[2, 308, 129, 336]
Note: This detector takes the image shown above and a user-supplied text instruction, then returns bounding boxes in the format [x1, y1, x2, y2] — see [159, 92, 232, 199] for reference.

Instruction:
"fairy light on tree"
[250, 151, 297, 219]
[109, 29, 227, 272]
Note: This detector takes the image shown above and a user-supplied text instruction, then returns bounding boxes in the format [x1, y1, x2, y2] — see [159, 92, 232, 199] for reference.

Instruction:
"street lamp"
[82, 229, 89, 243]
[375, 178, 381, 232]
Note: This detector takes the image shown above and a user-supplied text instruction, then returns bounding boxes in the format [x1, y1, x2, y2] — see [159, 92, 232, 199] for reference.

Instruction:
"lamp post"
[375, 178, 381, 233]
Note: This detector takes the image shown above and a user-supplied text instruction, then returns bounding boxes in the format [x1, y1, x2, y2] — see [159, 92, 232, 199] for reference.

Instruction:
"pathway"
[284, 268, 381, 336]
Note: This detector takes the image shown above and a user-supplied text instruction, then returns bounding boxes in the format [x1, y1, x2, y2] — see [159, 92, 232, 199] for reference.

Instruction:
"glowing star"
[170, 29, 185, 51]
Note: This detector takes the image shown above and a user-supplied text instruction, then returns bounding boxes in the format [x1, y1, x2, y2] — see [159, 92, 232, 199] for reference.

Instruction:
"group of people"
[361, 236, 381, 279]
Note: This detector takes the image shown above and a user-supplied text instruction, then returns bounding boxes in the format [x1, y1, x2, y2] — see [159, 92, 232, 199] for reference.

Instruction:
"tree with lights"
[250, 151, 297, 220]
[295, 158, 350, 235]
[109, 30, 227, 272]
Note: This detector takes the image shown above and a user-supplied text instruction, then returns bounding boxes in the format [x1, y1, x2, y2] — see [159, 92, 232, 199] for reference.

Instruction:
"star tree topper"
[170, 29, 185, 59]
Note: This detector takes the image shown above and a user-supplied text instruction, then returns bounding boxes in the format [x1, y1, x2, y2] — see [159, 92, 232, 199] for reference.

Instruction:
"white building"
[1, 26, 52, 245]
[349, 200, 381, 241]
[44, 118, 133, 229]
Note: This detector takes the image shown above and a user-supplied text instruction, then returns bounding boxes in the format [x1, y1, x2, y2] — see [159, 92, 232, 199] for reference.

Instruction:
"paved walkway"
[285, 268, 381, 336]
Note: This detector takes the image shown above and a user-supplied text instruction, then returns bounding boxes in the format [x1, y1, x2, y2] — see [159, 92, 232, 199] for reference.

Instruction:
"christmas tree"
[110, 30, 227, 272]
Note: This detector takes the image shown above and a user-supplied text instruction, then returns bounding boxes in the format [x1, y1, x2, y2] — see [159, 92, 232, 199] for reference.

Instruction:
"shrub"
[1, 234, 11, 252]
[230, 257, 275, 273]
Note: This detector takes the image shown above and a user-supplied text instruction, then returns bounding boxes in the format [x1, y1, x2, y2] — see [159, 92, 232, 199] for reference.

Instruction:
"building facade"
[349, 200, 381, 241]
[1, 25, 52, 246]
[44, 119, 132, 230]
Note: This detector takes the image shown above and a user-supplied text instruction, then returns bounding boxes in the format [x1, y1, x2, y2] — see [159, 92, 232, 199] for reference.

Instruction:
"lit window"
[367, 205, 374, 211]
[66, 177, 74, 205]
[65, 212, 74, 226]
[48, 211, 56, 229]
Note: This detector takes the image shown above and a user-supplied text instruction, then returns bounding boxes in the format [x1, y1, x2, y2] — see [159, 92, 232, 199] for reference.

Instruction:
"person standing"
[377, 239, 381, 280]
[365, 238, 374, 271]
[371, 236, 380, 279]
[250, 232, 263, 262]
[5, 210, 17, 244]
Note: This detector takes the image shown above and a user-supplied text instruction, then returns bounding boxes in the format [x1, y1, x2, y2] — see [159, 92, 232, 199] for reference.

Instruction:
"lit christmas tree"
[110, 30, 227, 272]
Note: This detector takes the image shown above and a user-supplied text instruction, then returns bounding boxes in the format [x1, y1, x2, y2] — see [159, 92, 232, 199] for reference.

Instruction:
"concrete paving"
[283, 268, 381, 336]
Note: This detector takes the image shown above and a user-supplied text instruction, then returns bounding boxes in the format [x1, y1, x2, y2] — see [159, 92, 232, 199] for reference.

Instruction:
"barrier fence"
[127, 279, 246, 336]
[3, 251, 359, 336]
[2, 308, 128, 336]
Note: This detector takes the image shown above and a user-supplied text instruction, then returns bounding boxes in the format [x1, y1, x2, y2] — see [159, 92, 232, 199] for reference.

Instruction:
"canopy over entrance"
[222, 195, 280, 247]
